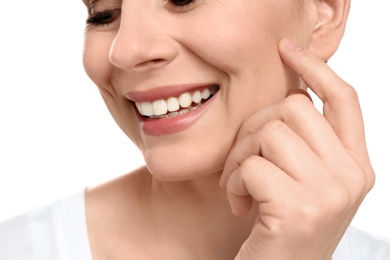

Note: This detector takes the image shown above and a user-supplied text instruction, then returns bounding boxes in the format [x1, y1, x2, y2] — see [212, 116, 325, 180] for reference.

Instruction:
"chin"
[142, 144, 227, 182]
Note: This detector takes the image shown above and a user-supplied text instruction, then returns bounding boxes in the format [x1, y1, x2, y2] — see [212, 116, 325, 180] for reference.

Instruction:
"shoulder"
[0, 191, 92, 260]
[333, 226, 390, 260]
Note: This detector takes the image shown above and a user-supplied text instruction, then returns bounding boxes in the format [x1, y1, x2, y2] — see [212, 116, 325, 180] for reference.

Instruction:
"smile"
[134, 85, 218, 119]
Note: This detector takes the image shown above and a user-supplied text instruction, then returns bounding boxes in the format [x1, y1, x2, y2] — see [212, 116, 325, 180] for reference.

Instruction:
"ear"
[308, 0, 351, 61]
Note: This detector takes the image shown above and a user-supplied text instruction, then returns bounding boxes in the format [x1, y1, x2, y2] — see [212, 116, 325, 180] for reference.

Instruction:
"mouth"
[133, 85, 219, 119]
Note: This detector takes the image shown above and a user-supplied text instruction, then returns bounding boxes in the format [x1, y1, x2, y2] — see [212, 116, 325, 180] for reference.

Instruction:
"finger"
[229, 94, 350, 178]
[235, 95, 314, 142]
[225, 155, 297, 216]
[220, 119, 328, 188]
[286, 88, 313, 103]
[278, 39, 367, 155]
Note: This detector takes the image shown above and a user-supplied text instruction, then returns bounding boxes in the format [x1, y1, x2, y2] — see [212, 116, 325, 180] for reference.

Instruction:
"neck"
[86, 166, 257, 259]
[150, 170, 257, 258]
[153, 170, 225, 201]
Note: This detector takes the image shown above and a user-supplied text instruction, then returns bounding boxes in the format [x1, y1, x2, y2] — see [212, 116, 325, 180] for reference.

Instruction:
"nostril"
[135, 58, 167, 70]
[152, 59, 165, 63]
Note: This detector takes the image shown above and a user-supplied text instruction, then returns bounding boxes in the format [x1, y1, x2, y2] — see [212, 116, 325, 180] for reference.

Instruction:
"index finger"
[278, 39, 367, 155]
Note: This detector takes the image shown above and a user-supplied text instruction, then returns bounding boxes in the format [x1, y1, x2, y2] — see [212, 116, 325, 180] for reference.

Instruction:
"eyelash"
[86, 8, 121, 28]
[85, 0, 195, 28]
[164, 0, 196, 12]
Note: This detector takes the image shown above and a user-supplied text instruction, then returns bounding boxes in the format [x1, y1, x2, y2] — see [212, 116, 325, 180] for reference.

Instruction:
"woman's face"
[83, 0, 314, 180]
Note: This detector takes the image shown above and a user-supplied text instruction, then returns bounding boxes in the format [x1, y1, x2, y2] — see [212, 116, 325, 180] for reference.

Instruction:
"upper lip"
[124, 83, 219, 103]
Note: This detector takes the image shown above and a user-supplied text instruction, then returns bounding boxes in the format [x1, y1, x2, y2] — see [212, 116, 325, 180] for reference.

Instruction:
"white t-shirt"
[0, 191, 389, 260]
[0, 192, 92, 260]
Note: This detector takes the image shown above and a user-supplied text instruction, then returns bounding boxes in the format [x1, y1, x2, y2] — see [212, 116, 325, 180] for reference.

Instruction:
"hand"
[219, 39, 375, 260]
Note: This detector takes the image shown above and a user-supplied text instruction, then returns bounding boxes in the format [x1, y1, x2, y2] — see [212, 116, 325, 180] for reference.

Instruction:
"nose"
[109, 7, 177, 73]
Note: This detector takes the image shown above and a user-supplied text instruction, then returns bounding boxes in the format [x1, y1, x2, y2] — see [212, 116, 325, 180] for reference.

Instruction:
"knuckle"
[239, 155, 262, 175]
[356, 174, 369, 195]
[337, 84, 359, 104]
[283, 94, 313, 118]
[237, 106, 272, 140]
[285, 92, 313, 109]
[239, 117, 257, 137]
[260, 120, 286, 138]
[347, 164, 373, 198]
[257, 120, 289, 155]
[299, 206, 323, 233]
[365, 169, 376, 192]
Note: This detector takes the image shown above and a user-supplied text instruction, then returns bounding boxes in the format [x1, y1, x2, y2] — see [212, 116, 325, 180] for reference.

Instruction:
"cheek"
[180, 3, 306, 103]
[82, 34, 114, 88]
[175, 6, 296, 77]
[83, 33, 143, 145]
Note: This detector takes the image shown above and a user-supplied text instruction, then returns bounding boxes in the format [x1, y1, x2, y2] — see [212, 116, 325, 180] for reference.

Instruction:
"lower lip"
[138, 94, 217, 136]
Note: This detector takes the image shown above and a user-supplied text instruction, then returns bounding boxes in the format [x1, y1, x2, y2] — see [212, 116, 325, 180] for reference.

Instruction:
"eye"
[170, 0, 194, 5]
[164, 0, 196, 12]
[86, 8, 121, 29]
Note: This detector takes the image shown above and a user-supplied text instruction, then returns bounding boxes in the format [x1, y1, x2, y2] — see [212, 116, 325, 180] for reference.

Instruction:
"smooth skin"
[83, 0, 374, 259]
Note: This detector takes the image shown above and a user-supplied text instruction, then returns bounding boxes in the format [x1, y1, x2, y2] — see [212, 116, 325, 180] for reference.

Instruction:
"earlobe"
[308, 0, 351, 61]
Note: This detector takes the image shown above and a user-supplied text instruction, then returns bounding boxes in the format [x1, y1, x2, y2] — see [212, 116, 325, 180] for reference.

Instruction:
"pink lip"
[125, 83, 218, 102]
[136, 93, 217, 136]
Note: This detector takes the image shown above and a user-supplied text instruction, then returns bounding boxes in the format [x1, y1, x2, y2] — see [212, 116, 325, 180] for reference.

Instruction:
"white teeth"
[179, 93, 192, 108]
[201, 88, 211, 99]
[192, 91, 202, 104]
[135, 102, 141, 111]
[134, 86, 218, 117]
[167, 97, 180, 112]
[141, 102, 154, 116]
[152, 99, 167, 116]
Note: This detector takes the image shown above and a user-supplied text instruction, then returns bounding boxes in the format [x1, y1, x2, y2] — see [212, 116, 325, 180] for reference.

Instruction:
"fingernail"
[282, 39, 302, 52]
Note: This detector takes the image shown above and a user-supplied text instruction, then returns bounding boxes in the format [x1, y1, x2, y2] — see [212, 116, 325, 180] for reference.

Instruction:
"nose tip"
[109, 27, 177, 73]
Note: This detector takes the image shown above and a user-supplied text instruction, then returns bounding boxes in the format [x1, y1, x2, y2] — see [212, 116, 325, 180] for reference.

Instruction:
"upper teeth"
[135, 86, 217, 117]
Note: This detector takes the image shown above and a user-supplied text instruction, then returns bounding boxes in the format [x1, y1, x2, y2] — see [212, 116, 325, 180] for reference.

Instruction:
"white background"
[1, 1, 389, 239]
